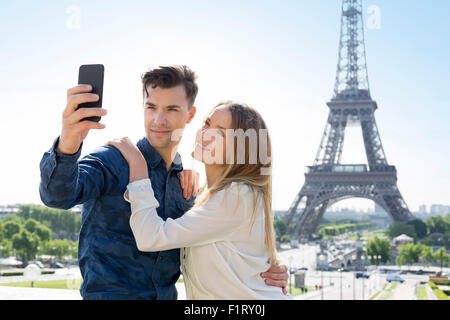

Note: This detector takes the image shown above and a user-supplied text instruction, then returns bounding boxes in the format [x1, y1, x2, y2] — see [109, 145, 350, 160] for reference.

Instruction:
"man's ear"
[186, 106, 196, 124]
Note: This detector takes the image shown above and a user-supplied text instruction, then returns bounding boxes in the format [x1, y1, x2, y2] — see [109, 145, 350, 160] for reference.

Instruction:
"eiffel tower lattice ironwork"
[284, 0, 414, 240]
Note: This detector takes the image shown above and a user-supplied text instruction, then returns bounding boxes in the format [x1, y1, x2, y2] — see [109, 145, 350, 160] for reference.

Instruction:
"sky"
[0, 0, 449, 212]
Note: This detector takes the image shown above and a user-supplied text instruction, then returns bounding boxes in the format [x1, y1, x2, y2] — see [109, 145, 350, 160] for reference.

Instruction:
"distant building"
[0, 204, 19, 219]
[430, 204, 450, 215]
[419, 204, 427, 214]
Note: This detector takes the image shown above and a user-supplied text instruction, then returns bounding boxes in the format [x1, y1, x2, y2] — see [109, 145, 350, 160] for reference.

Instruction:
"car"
[51, 262, 65, 269]
[28, 261, 45, 269]
[387, 274, 405, 283]
[355, 272, 370, 279]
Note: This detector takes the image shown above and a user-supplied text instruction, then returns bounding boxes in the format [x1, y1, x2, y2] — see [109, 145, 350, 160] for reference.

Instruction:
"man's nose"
[154, 110, 167, 126]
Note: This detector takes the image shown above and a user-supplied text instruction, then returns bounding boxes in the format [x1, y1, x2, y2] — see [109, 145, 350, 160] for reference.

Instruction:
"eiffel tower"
[284, 0, 415, 241]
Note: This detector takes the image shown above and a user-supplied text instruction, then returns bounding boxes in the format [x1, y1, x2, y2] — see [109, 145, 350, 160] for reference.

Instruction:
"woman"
[108, 101, 292, 300]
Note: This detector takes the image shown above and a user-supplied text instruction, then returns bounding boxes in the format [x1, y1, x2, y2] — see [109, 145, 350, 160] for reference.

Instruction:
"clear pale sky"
[0, 0, 449, 212]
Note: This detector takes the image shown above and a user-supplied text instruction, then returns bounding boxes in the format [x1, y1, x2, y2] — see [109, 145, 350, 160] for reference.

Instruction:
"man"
[39, 65, 288, 299]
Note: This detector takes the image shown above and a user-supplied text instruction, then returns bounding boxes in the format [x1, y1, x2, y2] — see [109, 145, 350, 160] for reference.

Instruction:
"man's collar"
[137, 137, 183, 171]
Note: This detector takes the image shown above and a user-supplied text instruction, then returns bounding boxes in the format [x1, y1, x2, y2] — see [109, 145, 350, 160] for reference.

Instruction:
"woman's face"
[192, 105, 232, 165]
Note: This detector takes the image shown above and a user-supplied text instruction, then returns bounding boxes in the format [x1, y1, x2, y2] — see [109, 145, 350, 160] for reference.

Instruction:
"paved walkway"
[388, 283, 416, 300]
[0, 282, 187, 300]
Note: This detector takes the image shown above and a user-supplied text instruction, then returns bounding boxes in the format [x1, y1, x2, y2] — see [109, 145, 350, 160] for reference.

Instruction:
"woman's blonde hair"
[194, 101, 277, 267]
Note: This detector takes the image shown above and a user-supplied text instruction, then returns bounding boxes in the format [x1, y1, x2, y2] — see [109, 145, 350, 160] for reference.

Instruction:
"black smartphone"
[77, 64, 104, 122]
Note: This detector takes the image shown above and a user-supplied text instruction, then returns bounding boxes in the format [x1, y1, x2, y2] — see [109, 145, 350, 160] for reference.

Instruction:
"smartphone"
[77, 64, 104, 122]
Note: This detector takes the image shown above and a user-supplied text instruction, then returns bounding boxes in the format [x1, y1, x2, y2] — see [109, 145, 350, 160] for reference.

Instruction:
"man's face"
[144, 84, 196, 150]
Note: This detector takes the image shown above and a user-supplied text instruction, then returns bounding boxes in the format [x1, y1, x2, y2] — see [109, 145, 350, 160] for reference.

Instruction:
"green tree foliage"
[280, 234, 291, 243]
[366, 237, 390, 264]
[433, 247, 450, 269]
[318, 221, 375, 237]
[421, 245, 435, 267]
[3, 221, 22, 239]
[407, 219, 427, 239]
[0, 239, 13, 257]
[17, 205, 81, 240]
[0, 205, 79, 262]
[274, 219, 287, 242]
[12, 229, 40, 264]
[41, 239, 70, 260]
[397, 243, 424, 267]
[425, 215, 450, 235]
[386, 222, 417, 239]
[68, 241, 78, 259]
[24, 219, 39, 233]
[34, 224, 52, 243]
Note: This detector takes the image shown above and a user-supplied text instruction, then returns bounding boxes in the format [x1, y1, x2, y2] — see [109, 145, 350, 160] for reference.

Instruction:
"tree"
[40, 239, 69, 261]
[397, 243, 423, 268]
[396, 255, 406, 267]
[433, 247, 450, 271]
[17, 204, 81, 241]
[386, 222, 417, 239]
[425, 215, 450, 235]
[24, 218, 39, 233]
[420, 245, 435, 268]
[280, 234, 291, 243]
[35, 224, 52, 243]
[0, 239, 13, 257]
[274, 219, 287, 242]
[12, 229, 40, 264]
[68, 241, 78, 259]
[3, 221, 21, 239]
[366, 237, 390, 265]
[407, 219, 427, 239]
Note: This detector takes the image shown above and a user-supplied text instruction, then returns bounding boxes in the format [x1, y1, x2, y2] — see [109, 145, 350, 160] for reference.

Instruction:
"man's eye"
[168, 108, 178, 112]
[147, 106, 155, 109]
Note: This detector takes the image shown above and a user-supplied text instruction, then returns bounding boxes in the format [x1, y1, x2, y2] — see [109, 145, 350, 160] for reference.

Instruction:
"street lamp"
[339, 255, 343, 300]
[376, 255, 382, 290]
[352, 254, 356, 300]
[318, 254, 326, 300]
[361, 255, 366, 300]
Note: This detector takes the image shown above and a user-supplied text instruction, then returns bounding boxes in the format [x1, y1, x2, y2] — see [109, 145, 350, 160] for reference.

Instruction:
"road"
[277, 244, 440, 300]
[292, 271, 429, 300]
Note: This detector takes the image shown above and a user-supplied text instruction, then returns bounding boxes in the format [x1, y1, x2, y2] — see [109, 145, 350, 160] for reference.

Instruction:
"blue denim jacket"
[39, 137, 195, 300]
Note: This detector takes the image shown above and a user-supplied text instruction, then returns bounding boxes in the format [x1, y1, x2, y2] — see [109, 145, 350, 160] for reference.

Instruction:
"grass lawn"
[286, 284, 318, 297]
[416, 285, 428, 300]
[0, 279, 82, 290]
[344, 229, 388, 241]
[378, 283, 397, 300]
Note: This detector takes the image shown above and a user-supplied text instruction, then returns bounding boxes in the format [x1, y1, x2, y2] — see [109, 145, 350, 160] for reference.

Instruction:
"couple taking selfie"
[39, 65, 292, 300]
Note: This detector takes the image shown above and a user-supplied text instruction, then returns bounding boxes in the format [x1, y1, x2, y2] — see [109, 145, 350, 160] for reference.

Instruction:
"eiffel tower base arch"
[285, 167, 414, 241]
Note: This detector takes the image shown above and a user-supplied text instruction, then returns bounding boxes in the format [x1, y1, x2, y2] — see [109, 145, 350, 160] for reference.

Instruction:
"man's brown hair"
[141, 65, 198, 108]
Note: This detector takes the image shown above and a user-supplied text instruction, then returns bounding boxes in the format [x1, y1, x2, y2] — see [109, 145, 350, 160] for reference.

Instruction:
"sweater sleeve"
[124, 179, 252, 252]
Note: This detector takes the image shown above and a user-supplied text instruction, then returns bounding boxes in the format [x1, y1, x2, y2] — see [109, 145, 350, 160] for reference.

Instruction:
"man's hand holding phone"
[57, 84, 107, 155]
